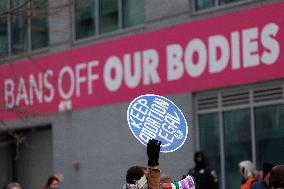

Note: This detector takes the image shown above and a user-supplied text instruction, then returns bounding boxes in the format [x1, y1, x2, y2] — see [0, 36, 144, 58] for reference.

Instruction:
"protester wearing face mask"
[124, 139, 162, 189]
[124, 139, 196, 189]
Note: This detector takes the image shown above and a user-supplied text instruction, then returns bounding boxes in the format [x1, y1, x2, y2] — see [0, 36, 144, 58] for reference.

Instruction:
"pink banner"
[1, 1, 284, 121]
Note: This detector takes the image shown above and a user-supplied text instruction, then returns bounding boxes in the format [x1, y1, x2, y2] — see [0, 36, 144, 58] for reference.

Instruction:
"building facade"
[0, 0, 284, 189]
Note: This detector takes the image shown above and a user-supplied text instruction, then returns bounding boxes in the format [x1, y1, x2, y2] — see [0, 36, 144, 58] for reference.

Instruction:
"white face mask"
[123, 175, 148, 189]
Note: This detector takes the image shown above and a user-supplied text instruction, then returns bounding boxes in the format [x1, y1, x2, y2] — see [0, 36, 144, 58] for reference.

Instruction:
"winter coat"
[187, 167, 219, 189]
[147, 168, 160, 189]
[240, 177, 255, 189]
[250, 181, 269, 189]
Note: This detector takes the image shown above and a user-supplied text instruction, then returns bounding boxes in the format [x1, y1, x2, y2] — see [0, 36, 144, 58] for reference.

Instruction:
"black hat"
[126, 166, 144, 184]
[262, 162, 274, 179]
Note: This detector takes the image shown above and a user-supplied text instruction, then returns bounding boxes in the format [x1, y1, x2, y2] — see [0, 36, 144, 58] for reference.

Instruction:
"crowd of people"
[4, 139, 284, 189]
[124, 139, 284, 189]
[5, 175, 61, 189]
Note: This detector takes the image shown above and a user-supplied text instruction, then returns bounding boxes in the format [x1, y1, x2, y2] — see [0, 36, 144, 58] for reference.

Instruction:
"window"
[99, 0, 118, 34]
[31, 0, 49, 50]
[196, 83, 284, 189]
[255, 105, 284, 168]
[223, 109, 252, 189]
[75, 0, 144, 40]
[122, 0, 144, 27]
[75, 0, 95, 40]
[195, 0, 244, 11]
[199, 113, 221, 176]
[0, 1, 8, 56]
[0, 0, 48, 57]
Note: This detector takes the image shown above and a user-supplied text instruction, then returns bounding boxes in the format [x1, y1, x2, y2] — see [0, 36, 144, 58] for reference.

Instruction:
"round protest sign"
[127, 94, 188, 153]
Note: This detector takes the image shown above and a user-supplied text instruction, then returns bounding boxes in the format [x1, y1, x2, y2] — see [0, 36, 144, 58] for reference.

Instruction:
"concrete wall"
[51, 93, 194, 188]
[1, 0, 283, 188]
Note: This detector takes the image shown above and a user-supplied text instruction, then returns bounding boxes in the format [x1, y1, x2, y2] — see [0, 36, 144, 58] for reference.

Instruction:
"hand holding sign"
[147, 139, 162, 167]
[127, 94, 188, 153]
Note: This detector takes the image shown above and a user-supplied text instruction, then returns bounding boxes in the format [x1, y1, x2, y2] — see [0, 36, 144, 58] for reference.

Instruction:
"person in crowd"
[124, 139, 195, 189]
[124, 139, 162, 189]
[160, 173, 172, 184]
[251, 162, 274, 189]
[269, 165, 284, 189]
[6, 183, 22, 189]
[239, 160, 258, 189]
[44, 176, 60, 189]
[185, 151, 219, 189]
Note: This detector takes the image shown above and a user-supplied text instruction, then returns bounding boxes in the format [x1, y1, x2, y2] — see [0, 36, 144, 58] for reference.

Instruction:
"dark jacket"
[250, 181, 269, 189]
[187, 167, 219, 189]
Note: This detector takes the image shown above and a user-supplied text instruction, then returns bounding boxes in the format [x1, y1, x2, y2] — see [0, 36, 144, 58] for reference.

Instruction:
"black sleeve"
[209, 169, 219, 189]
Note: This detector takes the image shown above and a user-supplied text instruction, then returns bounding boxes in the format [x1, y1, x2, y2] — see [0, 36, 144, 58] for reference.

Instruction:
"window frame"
[72, 0, 145, 43]
[192, 0, 257, 14]
[0, 0, 49, 58]
[194, 80, 284, 189]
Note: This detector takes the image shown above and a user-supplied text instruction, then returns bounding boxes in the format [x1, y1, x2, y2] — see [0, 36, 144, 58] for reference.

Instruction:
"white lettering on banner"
[261, 23, 280, 65]
[2, 22, 281, 111]
[76, 63, 87, 97]
[29, 73, 43, 105]
[143, 49, 160, 85]
[103, 49, 161, 92]
[4, 79, 15, 108]
[166, 44, 184, 81]
[185, 39, 207, 77]
[104, 56, 123, 92]
[124, 52, 141, 88]
[43, 70, 55, 103]
[209, 35, 230, 74]
[4, 70, 55, 108]
[243, 27, 259, 68]
[231, 31, 241, 70]
[58, 66, 75, 99]
[87, 60, 99, 95]
[16, 77, 29, 106]
[57, 61, 100, 99]
[166, 23, 280, 81]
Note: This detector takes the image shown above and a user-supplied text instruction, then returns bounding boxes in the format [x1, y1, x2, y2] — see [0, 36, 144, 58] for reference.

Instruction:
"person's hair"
[262, 162, 274, 179]
[194, 151, 205, 162]
[45, 176, 59, 189]
[269, 165, 284, 188]
[238, 160, 258, 178]
[6, 183, 22, 189]
[126, 166, 145, 184]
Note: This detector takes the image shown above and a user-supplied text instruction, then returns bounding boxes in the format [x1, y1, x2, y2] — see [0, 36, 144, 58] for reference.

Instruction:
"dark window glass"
[122, 0, 144, 27]
[199, 113, 221, 176]
[99, 0, 118, 34]
[10, 0, 26, 9]
[11, 13, 28, 53]
[31, 0, 48, 49]
[10, 0, 28, 53]
[195, 0, 215, 11]
[75, 0, 95, 40]
[0, 1, 8, 56]
[0, 17, 8, 56]
[219, 0, 243, 5]
[223, 109, 252, 189]
[255, 105, 284, 167]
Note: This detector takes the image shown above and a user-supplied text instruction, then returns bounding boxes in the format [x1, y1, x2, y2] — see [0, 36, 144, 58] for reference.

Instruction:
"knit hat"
[262, 162, 274, 179]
